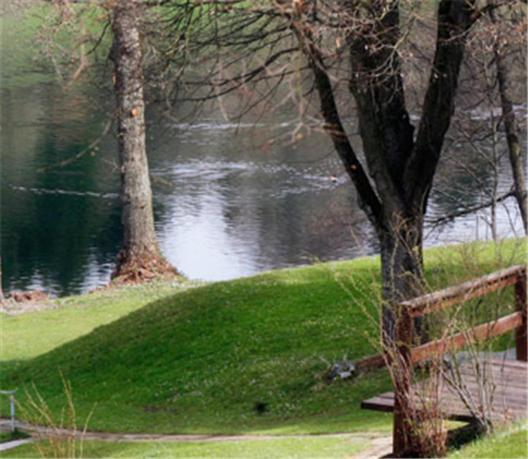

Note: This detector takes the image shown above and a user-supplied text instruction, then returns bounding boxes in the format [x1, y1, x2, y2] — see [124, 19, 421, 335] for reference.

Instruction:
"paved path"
[0, 439, 33, 452]
[1, 419, 387, 444]
[350, 435, 392, 458]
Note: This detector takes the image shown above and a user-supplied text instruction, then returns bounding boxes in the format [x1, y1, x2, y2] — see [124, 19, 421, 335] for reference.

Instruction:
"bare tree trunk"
[489, 111, 499, 241]
[296, 0, 466, 349]
[110, 0, 177, 282]
[495, 49, 528, 234]
[379, 217, 425, 344]
[378, 215, 426, 457]
[488, 4, 528, 234]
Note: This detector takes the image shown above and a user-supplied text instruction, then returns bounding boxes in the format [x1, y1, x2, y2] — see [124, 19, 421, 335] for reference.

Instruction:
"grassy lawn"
[0, 239, 525, 442]
[0, 430, 30, 445]
[449, 423, 528, 458]
[4, 425, 526, 458]
[0, 281, 195, 362]
[1, 436, 367, 458]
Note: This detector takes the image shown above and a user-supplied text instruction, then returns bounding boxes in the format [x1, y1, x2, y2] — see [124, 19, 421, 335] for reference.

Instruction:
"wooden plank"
[361, 396, 395, 413]
[354, 270, 526, 373]
[362, 390, 526, 422]
[515, 276, 527, 361]
[353, 340, 527, 375]
[456, 361, 528, 380]
[361, 360, 528, 423]
[485, 358, 528, 369]
[442, 384, 527, 405]
[393, 308, 414, 456]
[455, 360, 528, 377]
[410, 312, 524, 364]
[362, 391, 526, 412]
[440, 369, 526, 391]
[416, 380, 526, 403]
[361, 393, 478, 422]
[397, 265, 525, 318]
[452, 373, 528, 390]
[361, 265, 527, 447]
[355, 353, 386, 371]
[352, 348, 528, 374]
[421, 362, 528, 403]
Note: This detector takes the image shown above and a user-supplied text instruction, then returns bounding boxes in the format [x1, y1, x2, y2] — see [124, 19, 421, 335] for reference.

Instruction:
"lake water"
[1, 13, 525, 296]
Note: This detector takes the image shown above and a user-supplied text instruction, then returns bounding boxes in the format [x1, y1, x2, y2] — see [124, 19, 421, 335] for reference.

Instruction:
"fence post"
[9, 395, 15, 433]
[393, 306, 414, 457]
[515, 269, 527, 362]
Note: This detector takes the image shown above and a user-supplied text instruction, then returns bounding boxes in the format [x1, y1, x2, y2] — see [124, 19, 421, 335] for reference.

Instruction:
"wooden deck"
[359, 265, 527, 455]
[362, 358, 528, 424]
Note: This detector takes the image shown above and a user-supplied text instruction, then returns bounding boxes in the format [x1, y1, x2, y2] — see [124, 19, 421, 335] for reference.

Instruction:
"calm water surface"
[1, 17, 525, 296]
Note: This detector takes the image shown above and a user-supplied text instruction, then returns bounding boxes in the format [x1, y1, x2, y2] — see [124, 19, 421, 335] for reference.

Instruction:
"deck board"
[361, 359, 528, 423]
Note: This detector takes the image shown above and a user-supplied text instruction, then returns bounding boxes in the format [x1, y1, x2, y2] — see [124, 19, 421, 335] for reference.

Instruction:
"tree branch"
[309, 53, 383, 227]
[404, 0, 476, 212]
[287, 9, 383, 227]
[426, 190, 515, 226]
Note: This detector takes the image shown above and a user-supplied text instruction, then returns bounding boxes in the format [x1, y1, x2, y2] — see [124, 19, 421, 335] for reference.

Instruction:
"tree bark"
[379, 217, 425, 344]
[489, 6, 528, 233]
[295, 1, 476, 346]
[345, 2, 431, 343]
[110, 0, 177, 282]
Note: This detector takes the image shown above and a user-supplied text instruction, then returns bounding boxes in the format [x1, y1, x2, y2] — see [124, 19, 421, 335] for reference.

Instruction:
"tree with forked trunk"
[165, 0, 493, 343]
[304, 0, 476, 342]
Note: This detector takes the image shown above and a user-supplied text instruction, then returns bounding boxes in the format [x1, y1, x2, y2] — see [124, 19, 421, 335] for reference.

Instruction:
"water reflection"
[1, 45, 524, 296]
[149, 125, 375, 281]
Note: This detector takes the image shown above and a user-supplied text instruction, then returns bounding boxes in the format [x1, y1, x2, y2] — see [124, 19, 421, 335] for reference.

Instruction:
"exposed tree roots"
[111, 250, 182, 286]
[6, 290, 49, 303]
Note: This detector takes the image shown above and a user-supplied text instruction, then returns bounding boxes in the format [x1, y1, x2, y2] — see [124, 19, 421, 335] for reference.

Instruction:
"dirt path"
[349, 435, 392, 458]
[1, 419, 389, 444]
[0, 438, 34, 453]
[1, 419, 394, 457]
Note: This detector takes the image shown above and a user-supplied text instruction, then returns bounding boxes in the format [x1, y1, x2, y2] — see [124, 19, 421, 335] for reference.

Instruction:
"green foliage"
[0, 6, 53, 87]
[1, 3, 109, 88]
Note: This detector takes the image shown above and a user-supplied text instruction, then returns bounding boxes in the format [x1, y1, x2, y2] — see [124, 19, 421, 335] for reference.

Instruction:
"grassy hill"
[0, 239, 525, 437]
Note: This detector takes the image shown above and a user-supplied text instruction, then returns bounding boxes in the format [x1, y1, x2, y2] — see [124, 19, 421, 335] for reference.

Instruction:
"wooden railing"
[400, 264, 527, 364]
[355, 265, 527, 372]
[391, 264, 527, 456]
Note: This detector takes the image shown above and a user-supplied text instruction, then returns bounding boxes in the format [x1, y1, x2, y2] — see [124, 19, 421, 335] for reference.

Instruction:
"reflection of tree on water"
[427, 124, 524, 242]
[1, 136, 121, 295]
[3, 90, 523, 293]
[1, 48, 524, 294]
[149, 118, 378, 279]
[1, 81, 120, 295]
[432, 141, 501, 215]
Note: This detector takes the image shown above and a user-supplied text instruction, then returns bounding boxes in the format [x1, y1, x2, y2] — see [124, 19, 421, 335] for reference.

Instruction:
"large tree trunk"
[378, 215, 425, 457]
[379, 219, 424, 344]
[299, 0, 428, 346]
[110, 0, 177, 282]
